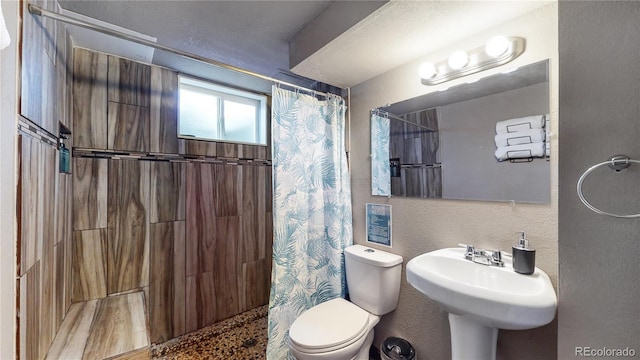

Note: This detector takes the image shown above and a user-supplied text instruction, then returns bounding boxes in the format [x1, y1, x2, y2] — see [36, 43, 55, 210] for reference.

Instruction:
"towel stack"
[494, 115, 547, 162]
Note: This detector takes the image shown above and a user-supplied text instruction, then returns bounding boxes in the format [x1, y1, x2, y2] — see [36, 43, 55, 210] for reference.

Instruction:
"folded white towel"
[545, 115, 550, 137]
[494, 129, 545, 147]
[496, 115, 545, 134]
[0, 1, 10, 51]
[545, 141, 550, 157]
[495, 143, 546, 162]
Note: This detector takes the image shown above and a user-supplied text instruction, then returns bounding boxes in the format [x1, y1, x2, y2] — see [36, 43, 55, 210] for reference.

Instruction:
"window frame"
[177, 75, 268, 146]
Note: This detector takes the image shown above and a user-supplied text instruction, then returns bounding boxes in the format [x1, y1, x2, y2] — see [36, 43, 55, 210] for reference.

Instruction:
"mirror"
[371, 60, 550, 204]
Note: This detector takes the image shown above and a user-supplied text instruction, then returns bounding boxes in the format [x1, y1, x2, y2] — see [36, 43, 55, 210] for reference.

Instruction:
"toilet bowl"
[288, 298, 379, 360]
[287, 245, 403, 360]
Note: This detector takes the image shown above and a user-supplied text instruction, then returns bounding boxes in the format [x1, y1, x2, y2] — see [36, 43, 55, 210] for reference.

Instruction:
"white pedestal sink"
[406, 248, 557, 360]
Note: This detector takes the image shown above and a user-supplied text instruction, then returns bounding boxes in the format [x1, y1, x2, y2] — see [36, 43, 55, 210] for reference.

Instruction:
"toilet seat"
[289, 298, 371, 354]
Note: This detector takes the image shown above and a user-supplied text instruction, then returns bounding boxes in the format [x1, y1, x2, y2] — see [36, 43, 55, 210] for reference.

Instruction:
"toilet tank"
[344, 244, 403, 315]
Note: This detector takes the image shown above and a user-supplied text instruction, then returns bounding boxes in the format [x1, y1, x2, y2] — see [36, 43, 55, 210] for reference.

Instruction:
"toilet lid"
[289, 298, 370, 351]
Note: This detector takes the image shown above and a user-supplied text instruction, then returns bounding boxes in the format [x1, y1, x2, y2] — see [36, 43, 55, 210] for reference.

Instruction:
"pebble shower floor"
[151, 305, 268, 359]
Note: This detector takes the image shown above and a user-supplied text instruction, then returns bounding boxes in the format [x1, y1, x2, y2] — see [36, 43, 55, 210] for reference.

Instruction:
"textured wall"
[0, 0, 18, 356]
[349, 5, 558, 359]
[558, 2, 640, 357]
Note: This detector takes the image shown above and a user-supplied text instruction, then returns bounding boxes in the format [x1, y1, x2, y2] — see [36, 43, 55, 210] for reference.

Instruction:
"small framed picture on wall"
[365, 203, 392, 247]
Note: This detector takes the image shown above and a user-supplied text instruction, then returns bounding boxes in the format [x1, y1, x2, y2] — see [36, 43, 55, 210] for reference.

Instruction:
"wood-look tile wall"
[18, 0, 74, 358]
[72, 48, 273, 345]
[19, 133, 75, 360]
[20, 0, 69, 134]
[390, 108, 443, 198]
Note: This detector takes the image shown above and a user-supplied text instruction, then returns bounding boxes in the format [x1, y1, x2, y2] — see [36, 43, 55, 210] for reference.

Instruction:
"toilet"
[288, 244, 403, 360]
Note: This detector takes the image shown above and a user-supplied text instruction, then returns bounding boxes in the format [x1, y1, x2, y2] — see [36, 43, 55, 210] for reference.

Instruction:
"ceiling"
[57, 0, 551, 91]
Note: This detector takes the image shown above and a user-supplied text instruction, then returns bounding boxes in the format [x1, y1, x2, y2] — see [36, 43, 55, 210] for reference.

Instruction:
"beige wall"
[558, 1, 640, 357]
[349, 4, 558, 359]
[0, 0, 17, 357]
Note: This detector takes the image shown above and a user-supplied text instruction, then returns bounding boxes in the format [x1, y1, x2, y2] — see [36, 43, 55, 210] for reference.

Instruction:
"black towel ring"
[576, 155, 640, 218]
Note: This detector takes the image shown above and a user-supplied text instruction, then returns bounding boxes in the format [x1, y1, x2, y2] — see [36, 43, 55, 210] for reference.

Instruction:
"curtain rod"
[27, 3, 335, 98]
[371, 109, 435, 131]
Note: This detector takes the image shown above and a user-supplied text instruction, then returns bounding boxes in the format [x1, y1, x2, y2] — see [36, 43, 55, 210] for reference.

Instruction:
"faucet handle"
[490, 250, 504, 266]
[458, 243, 475, 259]
[491, 250, 502, 261]
[458, 243, 474, 252]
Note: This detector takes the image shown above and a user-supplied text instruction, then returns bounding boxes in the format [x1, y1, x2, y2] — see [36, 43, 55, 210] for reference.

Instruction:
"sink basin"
[406, 247, 557, 359]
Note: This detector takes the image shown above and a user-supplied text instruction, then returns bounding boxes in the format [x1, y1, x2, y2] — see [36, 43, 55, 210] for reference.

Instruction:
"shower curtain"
[266, 86, 353, 359]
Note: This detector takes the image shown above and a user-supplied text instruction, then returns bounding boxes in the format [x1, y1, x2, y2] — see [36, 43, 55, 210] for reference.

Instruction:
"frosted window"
[224, 100, 258, 143]
[178, 76, 267, 145]
[179, 86, 219, 139]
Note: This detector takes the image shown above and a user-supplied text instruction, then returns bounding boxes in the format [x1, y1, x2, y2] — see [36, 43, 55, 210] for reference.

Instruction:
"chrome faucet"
[460, 244, 505, 267]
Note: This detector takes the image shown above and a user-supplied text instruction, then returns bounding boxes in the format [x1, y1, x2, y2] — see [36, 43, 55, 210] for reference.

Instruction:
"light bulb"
[418, 62, 437, 79]
[448, 50, 468, 70]
[485, 35, 510, 58]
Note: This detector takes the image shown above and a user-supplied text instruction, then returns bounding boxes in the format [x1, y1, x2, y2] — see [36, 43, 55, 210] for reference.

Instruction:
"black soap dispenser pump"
[512, 231, 535, 275]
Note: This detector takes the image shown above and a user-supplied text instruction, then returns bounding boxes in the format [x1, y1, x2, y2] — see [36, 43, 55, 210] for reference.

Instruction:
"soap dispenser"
[512, 231, 535, 275]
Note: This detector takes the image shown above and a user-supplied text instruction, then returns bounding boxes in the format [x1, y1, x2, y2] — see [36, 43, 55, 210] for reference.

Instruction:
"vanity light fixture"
[419, 36, 525, 86]
[447, 50, 469, 70]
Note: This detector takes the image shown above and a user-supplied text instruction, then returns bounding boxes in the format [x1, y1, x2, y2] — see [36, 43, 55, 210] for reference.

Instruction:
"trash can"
[381, 337, 416, 360]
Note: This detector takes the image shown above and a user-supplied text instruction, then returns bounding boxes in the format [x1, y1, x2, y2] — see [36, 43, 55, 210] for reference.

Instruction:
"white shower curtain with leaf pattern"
[266, 86, 353, 359]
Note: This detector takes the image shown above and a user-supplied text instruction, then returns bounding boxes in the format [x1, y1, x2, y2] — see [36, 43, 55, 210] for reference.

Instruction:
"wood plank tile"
[73, 48, 108, 149]
[238, 264, 247, 313]
[215, 164, 239, 217]
[264, 165, 273, 268]
[242, 144, 256, 159]
[185, 163, 216, 276]
[244, 259, 270, 310]
[244, 144, 268, 160]
[172, 221, 186, 337]
[53, 241, 65, 333]
[214, 216, 240, 321]
[184, 275, 198, 333]
[54, 173, 73, 331]
[257, 165, 268, 259]
[107, 160, 149, 294]
[41, 0, 57, 65]
[149, 162, 185, 223]
[57, 173, 72, 245]
[64, 222, 73, 313]
[83, 292, 149, 360]
[40, 145, 57, 357]
[149, 222, 174, 344]
[241, 165, 258, 262]
[73, 157, 108, 230]
[108, 56, 151, 107]
[107, 102, 150, 152]
[20, 262, 41, 360]
[19, 135, 41, 275]
[45, 300, 98, 360]
[41, 51, 57, 134]
[142, 286, 150, 330]
[216, 142, 239, 158]
[149, 66, 178, 154]
[180, 139, 217, 157]
[55, 13, 69, 129]
[72, 229, 108, 301]
[20, 0, 44, 128]
[199, 271, 217, 327]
